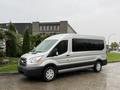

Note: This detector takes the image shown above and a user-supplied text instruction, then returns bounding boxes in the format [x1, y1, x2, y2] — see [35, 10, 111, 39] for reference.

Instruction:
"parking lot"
[0, 62, 120, 90]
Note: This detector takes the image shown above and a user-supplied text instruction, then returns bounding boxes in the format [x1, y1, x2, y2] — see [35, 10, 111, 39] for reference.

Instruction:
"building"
[0, 21, 76, 35]
[0, 23, 32, 34]
[32, 21, 76, 35]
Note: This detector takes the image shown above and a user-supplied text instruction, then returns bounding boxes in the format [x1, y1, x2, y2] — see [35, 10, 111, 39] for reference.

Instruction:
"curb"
[108, 61, 120, 63]
[0, 72, 19, 76]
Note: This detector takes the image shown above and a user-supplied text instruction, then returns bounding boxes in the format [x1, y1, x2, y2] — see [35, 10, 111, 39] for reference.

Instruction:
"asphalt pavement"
[0, 62, 120, 90]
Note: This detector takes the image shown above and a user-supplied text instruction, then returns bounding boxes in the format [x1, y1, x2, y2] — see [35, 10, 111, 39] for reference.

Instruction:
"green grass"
[107, 52, 120, 62]
[0, 57, 18, 73]
[0, 64, 17, 72]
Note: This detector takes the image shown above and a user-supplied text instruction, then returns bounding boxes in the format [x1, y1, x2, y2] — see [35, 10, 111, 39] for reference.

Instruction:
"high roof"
[46, 33, 105, 40]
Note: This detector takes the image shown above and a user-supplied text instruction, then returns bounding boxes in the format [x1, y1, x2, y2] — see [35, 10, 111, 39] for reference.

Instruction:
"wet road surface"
[0, 63, 120, 90]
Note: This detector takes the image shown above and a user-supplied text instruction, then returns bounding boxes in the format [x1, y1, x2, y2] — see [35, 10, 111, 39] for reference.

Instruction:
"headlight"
[29, 56, 42, 64]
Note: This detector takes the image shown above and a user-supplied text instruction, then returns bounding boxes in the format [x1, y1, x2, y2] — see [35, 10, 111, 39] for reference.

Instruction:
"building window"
[39, 26, 42, 31]
[50, 26, 53, 31]
[43, 26, 46, 31]
[47, 26, 49, 31]
[57, 25, 60, 31]
[6, 24, 9, 26]
[54, 26, 56, 31]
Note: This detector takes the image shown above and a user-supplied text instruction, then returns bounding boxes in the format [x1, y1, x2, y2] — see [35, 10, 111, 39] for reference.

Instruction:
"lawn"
[0, 57, 18, 73]
[107, 52, 120, 62]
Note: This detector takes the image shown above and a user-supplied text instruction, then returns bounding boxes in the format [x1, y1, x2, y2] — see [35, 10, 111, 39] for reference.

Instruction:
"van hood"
[21, 52, 46, 60]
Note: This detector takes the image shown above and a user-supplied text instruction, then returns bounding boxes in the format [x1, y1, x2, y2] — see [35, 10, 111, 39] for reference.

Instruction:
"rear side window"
[48, 40, 68, 57]
[72, 39, 104, 52]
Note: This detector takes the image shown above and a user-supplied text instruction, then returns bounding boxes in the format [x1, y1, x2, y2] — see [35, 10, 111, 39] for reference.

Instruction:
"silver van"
[18, 34, 107, 81]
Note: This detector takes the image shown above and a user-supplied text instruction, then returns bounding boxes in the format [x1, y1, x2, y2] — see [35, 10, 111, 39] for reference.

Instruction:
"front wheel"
[93, 61, 102, 72]
[42, 66, 57, 81]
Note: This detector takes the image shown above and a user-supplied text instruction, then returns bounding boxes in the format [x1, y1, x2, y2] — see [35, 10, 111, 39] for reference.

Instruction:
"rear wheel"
[42, 66, 57, 81]
[93, 61, 102, 72]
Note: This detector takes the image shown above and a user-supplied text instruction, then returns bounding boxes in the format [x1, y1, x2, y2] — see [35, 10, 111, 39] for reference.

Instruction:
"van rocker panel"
[57, 59, 107, 70]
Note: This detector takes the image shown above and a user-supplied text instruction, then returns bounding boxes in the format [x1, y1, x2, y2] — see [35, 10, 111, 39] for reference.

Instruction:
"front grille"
[20, 57, 26, 66]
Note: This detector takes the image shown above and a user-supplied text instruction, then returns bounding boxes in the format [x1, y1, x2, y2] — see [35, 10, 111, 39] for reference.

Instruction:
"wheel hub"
[96, 63, 101, 71]
[46, 69, 54, 80]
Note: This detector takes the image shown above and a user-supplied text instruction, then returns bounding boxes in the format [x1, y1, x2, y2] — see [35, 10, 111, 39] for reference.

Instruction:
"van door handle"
[66, 55, 70, 56]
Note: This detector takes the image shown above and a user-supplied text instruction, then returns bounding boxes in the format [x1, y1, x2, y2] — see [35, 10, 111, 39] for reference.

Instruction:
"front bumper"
[18, 65, 44, 77]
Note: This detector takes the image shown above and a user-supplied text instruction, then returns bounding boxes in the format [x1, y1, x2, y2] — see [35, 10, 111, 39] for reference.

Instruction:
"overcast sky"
[0, 0, 120, 43]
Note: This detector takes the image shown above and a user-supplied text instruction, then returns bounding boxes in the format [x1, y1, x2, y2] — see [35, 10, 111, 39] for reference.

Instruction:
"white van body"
[18, 34, 107, 81]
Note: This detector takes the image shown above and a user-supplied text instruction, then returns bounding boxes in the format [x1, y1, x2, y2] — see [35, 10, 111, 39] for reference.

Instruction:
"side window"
[48, 40, 68, 57]
[72, 39, 104, 52]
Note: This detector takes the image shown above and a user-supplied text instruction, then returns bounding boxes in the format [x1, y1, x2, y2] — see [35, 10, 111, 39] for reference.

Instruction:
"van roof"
[46, 34, 105, 40]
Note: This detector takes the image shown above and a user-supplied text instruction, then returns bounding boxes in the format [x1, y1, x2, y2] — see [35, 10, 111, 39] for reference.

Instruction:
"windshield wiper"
[35, 51, 42, 53]
[31, 50, 42, 54]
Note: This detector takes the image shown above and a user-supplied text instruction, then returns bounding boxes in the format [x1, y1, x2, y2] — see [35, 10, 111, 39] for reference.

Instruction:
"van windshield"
[31, 39, 58, 53]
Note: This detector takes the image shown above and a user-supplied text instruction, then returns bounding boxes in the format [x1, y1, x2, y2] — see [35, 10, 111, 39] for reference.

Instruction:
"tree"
[5, 23, 17, 57]
[6, 37, 17, 57]
[0, 28, 5, 57]
[22, 27, 31, 54]
[16, 34, 23, 56]
[0, 32, 4, 40]
[8, 22, 17, 33]
[110, 42, 119, 50]
[31, 34, 51, 49]
[0, 22, 22, 57]
[0, 28, 5, 40]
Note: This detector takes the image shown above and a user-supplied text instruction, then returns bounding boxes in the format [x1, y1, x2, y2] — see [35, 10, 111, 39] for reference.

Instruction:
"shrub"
[6, 39, 17, 57]
[0, 50, 5, 57]
[22, 27, 31, 54]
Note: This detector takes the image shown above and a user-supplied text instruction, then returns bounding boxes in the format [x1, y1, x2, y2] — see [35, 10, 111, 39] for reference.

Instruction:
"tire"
[42, 66, 57, 81]
[93, 61, 102, 72]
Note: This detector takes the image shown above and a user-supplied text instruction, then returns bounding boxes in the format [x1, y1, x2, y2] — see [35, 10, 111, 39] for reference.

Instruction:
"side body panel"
[43, 35, 107, 72]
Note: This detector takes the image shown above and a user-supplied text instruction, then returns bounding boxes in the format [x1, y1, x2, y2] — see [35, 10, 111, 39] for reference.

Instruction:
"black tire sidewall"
[42, 66, 57, 81]
[94, 61, 102, 72]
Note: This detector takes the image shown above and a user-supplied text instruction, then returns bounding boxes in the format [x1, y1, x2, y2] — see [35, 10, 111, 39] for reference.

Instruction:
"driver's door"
[47, 40, 69, 65]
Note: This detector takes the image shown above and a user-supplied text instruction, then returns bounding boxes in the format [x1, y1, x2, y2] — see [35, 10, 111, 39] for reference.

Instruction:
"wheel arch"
[96, 59, 103, 65]
[44, 63, 58, 69]
[43, 63, 58, 74]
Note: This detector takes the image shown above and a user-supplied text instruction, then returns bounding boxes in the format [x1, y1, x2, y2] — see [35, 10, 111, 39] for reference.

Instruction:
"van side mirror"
[55, 51, 59, 56]
[48, 48, 58, 57]
[53, 48, 58, 56]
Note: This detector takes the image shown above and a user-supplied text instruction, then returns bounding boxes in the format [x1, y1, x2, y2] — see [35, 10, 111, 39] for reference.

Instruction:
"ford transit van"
[18, 34, 107, 81]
